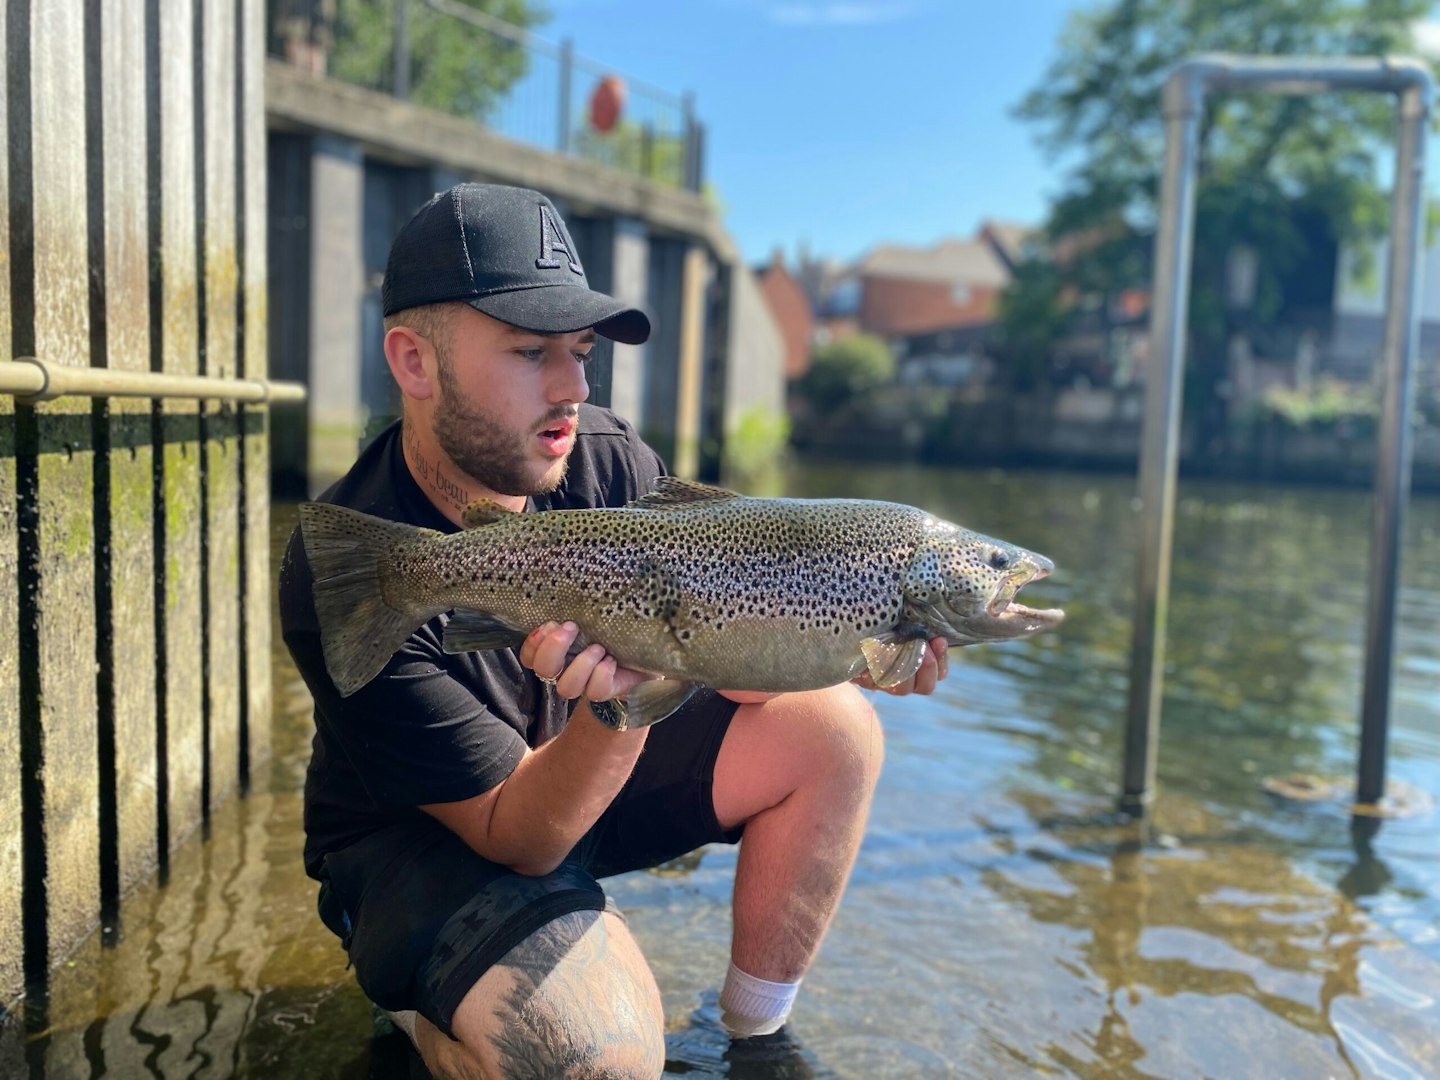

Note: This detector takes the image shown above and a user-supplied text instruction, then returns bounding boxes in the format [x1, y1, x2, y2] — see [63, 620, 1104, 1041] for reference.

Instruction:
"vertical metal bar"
[694, 121, 707, 194]
[1121, 67, 1206, 815]
[393, 0, 409, 100]
[1357, 77, 1430, 807]
[682, 91, 696, 191]
[557, 37, 572, 153]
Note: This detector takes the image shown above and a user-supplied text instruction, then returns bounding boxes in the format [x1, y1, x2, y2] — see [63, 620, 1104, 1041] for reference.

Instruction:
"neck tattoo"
[432, 462, 471, 515]
[404, 421, 472, 515]
[403, 422, 432, 483]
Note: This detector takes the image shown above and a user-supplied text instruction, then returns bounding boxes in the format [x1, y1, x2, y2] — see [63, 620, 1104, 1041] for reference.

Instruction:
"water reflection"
[1, 466, 1437, 1078]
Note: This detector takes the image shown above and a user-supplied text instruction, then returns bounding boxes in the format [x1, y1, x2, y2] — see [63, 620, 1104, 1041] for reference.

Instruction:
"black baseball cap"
[381, 183, 651, 345]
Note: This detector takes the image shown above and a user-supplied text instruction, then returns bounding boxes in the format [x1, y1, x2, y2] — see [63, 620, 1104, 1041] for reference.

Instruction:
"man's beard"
[431, 348, 575, 497]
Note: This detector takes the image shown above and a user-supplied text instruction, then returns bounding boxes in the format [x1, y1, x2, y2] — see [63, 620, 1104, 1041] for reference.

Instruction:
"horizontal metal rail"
[0, 358, 307, 404]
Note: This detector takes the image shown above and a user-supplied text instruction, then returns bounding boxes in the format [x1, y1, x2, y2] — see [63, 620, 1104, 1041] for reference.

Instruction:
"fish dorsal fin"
[461, 498, 517, 529]
[629, 477, 742, 510]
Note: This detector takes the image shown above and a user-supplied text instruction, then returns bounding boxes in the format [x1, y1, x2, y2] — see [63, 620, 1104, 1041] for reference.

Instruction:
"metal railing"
[1123, 54, 1432, 819]
[0, 358, 307, 404]
[267, 0, 704, 192]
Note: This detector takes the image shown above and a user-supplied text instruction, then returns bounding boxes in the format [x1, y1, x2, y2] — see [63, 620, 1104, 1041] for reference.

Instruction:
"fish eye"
[987, 549, 1011, 571]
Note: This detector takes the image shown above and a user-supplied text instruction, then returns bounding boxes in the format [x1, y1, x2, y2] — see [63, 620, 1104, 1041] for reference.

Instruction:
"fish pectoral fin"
[461, 498, 517, 529]
[596, 679, 699, 730]
[627, 476, 742, 510]
[859, 634, 928, 689]
[442, 610, 529, 653]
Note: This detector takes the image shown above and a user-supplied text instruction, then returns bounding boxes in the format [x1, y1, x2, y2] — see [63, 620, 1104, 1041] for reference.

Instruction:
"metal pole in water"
[1122, 55, 1433, 817]
[1357, 68, 1432, 808]
[1121, 63, 1208, 816]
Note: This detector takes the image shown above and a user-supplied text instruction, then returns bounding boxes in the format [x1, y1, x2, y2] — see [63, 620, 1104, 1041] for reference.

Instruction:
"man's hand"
[428, 620, 654, 877]
[851, 637, 949, 696]
[520, 621, 657, 703]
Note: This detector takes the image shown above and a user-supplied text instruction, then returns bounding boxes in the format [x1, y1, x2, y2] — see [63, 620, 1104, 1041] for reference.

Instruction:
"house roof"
[858, 237, 1011, 288]
[978, 219, 1034, 267]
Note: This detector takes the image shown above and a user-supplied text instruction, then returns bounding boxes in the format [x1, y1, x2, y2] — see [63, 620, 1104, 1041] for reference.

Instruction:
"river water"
[4, 461, 1438, 1078]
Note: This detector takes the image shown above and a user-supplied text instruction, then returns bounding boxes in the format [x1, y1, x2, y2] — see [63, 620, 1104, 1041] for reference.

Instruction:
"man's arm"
[424, 629, 950, 874]
[420, 622, 655, 877]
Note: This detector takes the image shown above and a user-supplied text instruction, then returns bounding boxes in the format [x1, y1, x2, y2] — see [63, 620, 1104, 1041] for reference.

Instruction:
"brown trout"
[299, 478, 1064, 728]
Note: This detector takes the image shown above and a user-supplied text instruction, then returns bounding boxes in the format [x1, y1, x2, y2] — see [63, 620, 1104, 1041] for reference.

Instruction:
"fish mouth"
[984, 564, 1064, 632]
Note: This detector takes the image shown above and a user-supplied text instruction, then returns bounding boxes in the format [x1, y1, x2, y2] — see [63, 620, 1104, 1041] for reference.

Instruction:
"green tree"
[799, 334, 896, 412]
[329, 0, 547, 119]
[992, 257, 1070, 392]
[1006, 0, 1431, 449]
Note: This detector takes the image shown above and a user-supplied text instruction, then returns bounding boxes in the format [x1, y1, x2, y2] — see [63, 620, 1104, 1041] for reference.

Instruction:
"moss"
[37, 448, 94, 562]
[163, 441, 202, 612]
[112, 454, 153, 534]
[722, 406, 792, 492]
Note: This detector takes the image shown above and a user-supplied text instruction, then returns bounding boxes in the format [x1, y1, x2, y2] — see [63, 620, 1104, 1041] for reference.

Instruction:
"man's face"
[429, 306, 595, 498]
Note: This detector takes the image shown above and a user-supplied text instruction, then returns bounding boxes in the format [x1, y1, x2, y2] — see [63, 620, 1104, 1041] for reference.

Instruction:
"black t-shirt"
[279, 404, 666, 880]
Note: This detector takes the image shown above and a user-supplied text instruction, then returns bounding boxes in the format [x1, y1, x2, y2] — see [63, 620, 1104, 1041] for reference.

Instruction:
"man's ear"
[385, 325, 436, 400]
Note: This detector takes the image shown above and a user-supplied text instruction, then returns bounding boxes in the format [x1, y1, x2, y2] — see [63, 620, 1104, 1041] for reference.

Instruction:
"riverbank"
[791, 385, 1440, 492]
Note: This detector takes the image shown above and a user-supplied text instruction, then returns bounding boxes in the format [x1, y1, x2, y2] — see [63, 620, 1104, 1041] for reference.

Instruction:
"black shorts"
[315, 689, 742, 1038]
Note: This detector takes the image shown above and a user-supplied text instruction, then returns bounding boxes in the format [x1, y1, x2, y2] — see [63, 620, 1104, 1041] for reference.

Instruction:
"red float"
[589, 74, 626, 133]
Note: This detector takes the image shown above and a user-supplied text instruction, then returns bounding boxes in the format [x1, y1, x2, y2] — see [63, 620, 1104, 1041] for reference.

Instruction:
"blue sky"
[542, 0, 1083, 266]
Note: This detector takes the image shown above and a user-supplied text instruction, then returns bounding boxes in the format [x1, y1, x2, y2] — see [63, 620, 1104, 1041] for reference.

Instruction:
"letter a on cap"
[536, 204, 584, 274]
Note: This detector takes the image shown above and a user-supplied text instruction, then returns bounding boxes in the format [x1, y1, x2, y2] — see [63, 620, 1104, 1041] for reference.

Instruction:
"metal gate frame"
[1123, 54, 1434, 815]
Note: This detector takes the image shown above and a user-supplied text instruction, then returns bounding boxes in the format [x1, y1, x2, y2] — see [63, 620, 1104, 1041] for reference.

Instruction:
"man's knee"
[784, 682, 885, 786]
[741, 682, 884, 792]
[445, 909, 665, 1079]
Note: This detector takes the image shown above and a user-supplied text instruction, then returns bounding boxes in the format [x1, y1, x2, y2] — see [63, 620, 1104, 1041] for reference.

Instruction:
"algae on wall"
[0, 0, 21, 1007]
[25, 0, 102, 982]
[1, 0, 276, 1009]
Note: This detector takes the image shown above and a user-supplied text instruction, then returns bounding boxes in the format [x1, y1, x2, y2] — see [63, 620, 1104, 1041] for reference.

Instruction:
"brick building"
[756, 252, 816, 380]
[856, 227, 1020, 338]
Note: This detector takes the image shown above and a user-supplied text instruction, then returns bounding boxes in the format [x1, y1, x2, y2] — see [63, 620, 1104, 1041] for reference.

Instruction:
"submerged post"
[1358, 70, 1431, 807]
[1121, 64, 1206, 816]
[1122, 55, 1433, 816]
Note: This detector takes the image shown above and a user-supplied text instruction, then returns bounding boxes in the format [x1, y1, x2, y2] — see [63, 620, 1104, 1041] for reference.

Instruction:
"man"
[279, 183, 949, 1079]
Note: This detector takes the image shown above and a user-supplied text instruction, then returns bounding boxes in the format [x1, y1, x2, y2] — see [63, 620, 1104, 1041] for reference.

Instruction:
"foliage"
[991, 257, 1069, 391]
[1243, 377, 1377, 430]
[1004, 0, 1432, 444]
[798, 334, 896, 412]
[330, 0, 547, 118]
[722, 406, 792, 490]
[570, 118, 688, 188]
[1242, 377, 1440, 435]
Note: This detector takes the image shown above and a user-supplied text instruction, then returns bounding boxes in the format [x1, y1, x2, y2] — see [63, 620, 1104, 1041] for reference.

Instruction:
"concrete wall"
[723, 262, 788, 438]
[1, 0, 275, 1008]
[306, 137, 366, 485]
[607, 219, 651, 429]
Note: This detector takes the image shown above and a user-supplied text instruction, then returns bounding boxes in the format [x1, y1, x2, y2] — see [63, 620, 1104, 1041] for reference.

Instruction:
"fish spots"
[385, 495, 952, 669]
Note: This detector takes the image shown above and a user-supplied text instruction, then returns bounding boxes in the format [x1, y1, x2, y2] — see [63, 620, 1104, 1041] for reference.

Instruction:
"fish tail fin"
[298, 502, 443, 697]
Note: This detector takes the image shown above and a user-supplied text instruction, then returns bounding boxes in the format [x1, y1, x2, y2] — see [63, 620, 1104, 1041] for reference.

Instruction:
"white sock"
[718, 962, 801, 1037]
